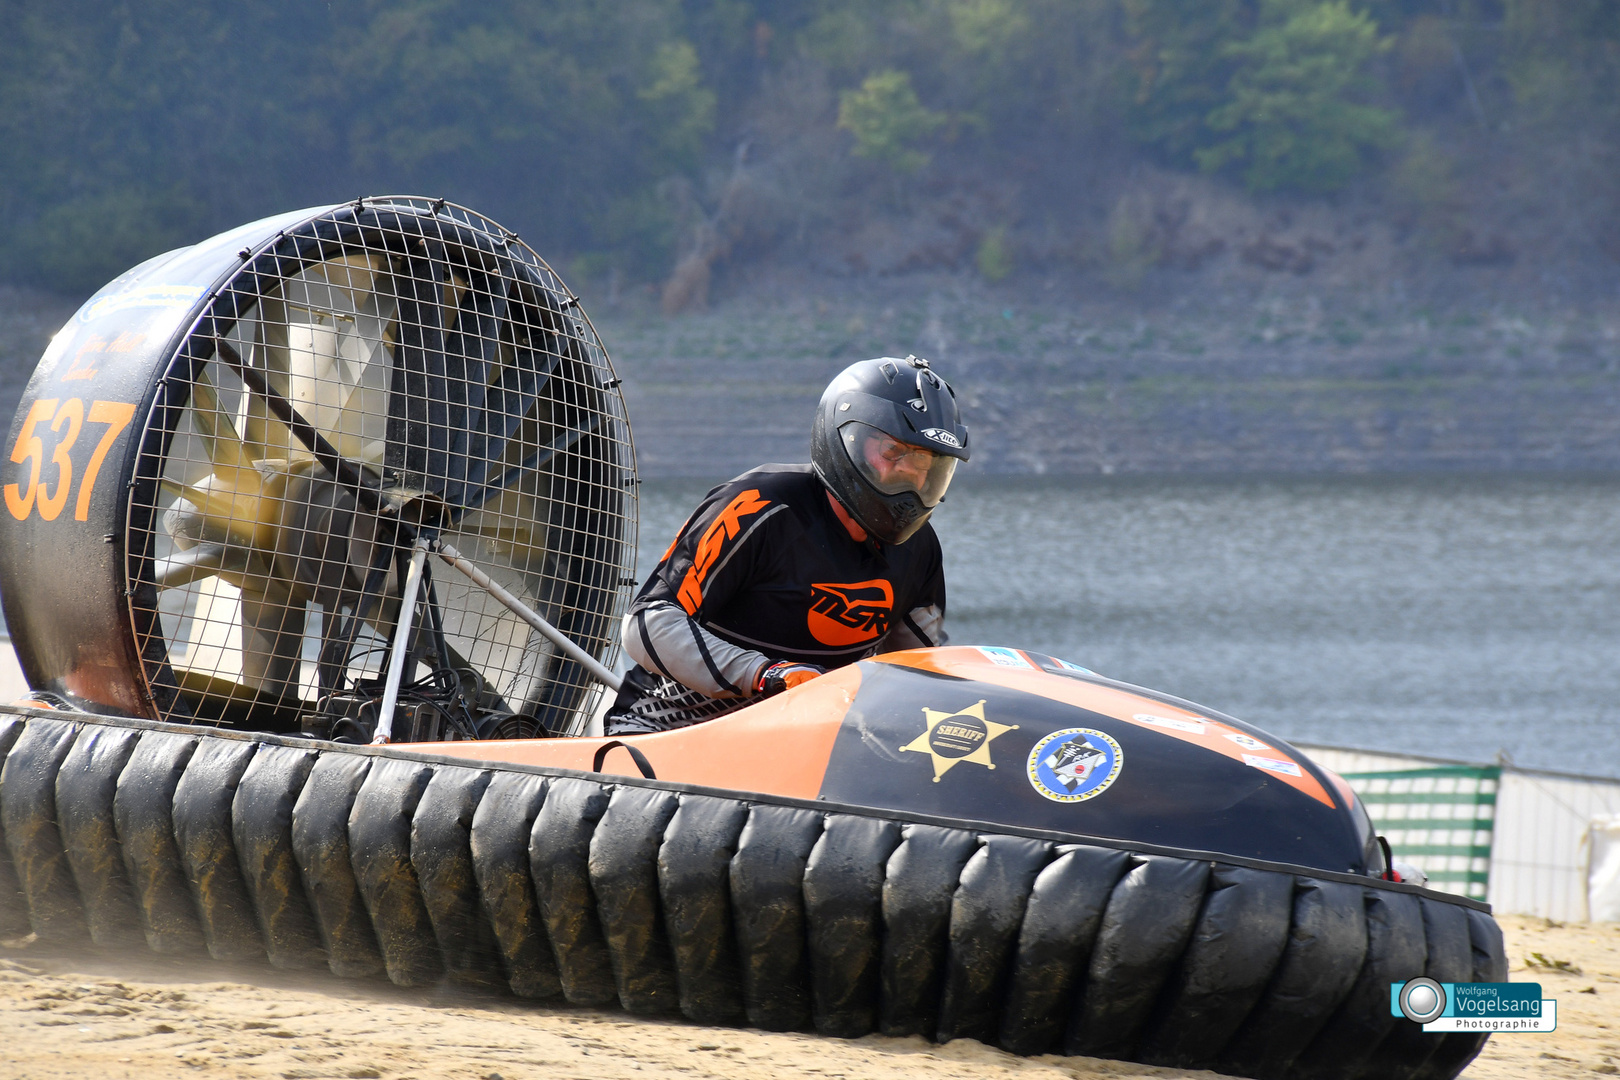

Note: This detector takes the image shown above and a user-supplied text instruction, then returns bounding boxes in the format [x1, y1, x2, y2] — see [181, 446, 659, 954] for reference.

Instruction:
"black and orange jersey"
[607, 464, 946, 733]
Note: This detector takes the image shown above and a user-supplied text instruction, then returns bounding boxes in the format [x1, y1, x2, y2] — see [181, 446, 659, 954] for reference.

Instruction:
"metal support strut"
[432, 540, 623, 693]
[373, 538, 431, 744]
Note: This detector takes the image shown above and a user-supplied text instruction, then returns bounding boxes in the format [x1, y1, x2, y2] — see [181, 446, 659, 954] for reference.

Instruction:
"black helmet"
[811, 355, 970, 544]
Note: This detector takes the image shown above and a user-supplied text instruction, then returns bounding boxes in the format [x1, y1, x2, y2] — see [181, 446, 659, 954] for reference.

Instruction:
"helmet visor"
[840, 421, 958, 508]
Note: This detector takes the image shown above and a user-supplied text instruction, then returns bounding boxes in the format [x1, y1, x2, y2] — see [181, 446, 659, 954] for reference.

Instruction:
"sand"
[0, 915, 1614, 1080]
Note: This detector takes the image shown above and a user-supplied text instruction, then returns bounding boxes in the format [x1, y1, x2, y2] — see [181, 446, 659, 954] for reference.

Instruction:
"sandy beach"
[0, 914, 1612, 1080]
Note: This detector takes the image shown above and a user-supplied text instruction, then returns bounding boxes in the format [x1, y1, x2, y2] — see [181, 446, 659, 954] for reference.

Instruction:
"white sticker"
[1134, 713, 1207, 734]
[84, 283, 205, 322]
[975, 647, 1032, 669]
[1225, 732, 1272, 751]
[1054, 658, 1097, 675]
[921, 427, 962, 448]
[1243, 754, 1302, 777]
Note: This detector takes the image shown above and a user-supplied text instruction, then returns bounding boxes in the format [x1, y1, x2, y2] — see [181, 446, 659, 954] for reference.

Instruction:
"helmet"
[811, 355, 970, 544]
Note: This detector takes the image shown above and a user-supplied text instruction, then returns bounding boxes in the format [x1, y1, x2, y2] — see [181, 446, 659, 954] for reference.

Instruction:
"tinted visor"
[840, 421, 958, 507]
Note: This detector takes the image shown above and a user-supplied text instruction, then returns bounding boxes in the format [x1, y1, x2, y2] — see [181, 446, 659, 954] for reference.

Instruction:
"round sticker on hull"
[1027, 728, 1124, 803]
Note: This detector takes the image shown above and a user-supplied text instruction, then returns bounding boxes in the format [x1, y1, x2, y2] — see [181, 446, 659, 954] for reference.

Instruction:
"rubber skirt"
[0, 710, 1505, 1080]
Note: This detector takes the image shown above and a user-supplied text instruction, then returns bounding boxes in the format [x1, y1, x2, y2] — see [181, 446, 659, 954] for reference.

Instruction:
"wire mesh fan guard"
[120, 197, 636, 736]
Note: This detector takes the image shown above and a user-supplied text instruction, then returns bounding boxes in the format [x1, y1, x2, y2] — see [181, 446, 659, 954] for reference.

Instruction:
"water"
[635, 474, 1620, 777]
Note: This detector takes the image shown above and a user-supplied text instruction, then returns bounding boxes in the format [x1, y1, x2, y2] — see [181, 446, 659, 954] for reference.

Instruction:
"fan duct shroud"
[0, 198, 636, 736]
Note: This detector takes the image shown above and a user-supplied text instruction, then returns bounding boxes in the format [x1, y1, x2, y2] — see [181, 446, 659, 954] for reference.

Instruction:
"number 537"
[5, 398, 137, 522]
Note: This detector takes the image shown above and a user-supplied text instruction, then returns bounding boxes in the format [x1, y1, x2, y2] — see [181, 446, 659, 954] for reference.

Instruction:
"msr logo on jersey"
[676, 489, 772, 614]
[808, 579, 894, 647]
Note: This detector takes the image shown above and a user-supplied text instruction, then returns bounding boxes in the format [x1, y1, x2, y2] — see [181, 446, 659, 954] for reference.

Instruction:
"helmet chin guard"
[811, 355, 969, 544]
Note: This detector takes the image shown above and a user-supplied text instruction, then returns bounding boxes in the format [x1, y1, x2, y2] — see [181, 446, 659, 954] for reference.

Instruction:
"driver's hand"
[755, 661, 825, 696]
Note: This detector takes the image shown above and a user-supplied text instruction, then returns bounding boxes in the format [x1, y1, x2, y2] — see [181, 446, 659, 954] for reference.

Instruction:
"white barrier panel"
[1587, 817, 1620, 922]
[0, 640, 27, 702]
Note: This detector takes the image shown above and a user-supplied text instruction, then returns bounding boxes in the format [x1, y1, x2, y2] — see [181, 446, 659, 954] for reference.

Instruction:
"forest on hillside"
[2, 0, 1616, 304]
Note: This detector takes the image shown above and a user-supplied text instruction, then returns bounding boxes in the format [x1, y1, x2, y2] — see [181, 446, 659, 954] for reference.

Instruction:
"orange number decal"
[36, 398, 83, 521]
[5, 398, 59, 520]
[76, 400, 137, 521]
[4, 397, 137, 522]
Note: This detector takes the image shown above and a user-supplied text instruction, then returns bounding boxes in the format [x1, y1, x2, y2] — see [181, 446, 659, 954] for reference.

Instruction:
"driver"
[604, 355, 970, 734]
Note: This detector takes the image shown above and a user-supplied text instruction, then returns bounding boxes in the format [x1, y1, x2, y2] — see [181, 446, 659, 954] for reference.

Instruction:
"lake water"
[636, 474, 1620, 777]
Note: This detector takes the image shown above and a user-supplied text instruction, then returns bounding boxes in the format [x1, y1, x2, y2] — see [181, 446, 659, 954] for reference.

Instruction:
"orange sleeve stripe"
[673, 489, 770, 614]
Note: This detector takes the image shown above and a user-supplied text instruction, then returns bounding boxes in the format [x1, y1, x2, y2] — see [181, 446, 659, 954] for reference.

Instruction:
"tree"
[1197, 0, 1398, 192]
[1121, 0, 1253, 165]
[1502, 0, 1620, 131]
[837, 69, 946, 175]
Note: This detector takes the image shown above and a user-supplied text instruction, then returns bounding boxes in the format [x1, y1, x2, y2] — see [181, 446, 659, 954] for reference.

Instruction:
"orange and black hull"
[423, 647, 1373, 875]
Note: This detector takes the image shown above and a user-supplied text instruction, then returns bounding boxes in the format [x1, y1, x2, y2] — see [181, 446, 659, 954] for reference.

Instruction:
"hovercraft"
[0, 199, 1503, 1080]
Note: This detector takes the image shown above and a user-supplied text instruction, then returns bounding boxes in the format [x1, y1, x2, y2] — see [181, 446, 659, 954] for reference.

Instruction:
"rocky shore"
[599, 275, 1620, 478]
[5, 277, 1619, 479]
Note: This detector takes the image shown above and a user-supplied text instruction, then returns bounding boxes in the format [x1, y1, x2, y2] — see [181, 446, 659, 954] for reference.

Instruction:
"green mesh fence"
[1340, 764, 1500, 901]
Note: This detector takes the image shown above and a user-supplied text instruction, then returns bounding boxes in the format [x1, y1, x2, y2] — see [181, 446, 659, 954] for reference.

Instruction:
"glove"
[755, 661, 825, 697]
